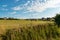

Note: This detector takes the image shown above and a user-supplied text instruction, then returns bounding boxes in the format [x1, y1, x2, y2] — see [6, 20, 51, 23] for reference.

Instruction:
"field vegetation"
[0, 20, 60, 40]
[0, 14, 60, 40]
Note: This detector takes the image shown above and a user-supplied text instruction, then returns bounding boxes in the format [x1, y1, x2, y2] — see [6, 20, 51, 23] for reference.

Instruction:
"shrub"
[55, 14, 60, 27]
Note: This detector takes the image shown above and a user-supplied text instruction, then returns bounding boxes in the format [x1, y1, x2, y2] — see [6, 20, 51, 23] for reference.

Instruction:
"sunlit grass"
[0, 20, 60, 40]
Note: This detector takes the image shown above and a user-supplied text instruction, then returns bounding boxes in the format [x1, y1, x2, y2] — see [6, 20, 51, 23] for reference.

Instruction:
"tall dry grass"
[0, 22, 60, 40]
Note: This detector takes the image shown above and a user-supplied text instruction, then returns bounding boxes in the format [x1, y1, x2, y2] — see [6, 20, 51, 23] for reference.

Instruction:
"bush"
[55, 14, 60, 27]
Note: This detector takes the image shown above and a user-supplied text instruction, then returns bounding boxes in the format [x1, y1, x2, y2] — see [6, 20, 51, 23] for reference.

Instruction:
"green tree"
[55, 14, 60, 27]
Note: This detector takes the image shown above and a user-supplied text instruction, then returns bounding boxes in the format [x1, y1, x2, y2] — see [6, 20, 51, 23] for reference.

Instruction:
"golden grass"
[0, 20, 60, 40]
[0, 20, 53, 34]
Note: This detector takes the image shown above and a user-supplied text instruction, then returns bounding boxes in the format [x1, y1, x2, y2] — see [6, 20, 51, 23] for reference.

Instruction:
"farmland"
[0, 20, 60, 40]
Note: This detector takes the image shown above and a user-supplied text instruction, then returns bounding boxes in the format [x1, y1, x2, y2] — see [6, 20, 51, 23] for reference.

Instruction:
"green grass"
[0, 20, 60, 40]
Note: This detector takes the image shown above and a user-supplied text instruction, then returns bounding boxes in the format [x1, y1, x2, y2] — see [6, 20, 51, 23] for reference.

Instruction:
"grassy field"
[0, 20, 60, 40]
[0, 20, 53, 33]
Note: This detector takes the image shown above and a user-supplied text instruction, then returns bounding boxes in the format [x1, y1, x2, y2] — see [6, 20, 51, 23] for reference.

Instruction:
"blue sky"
[0, 0, 60, 19]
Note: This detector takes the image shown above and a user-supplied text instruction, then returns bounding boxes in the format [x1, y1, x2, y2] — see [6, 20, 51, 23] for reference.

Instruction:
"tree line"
[0, 17, 19, 20]
[0, 17, 55, 21]
[0, 14, 60, 27]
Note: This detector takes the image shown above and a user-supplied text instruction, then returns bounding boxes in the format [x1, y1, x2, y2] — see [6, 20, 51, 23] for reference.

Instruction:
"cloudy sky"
[0, 0, 60, 19]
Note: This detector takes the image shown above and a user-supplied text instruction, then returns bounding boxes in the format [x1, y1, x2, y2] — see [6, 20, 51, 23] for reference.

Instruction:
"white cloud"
[24, 1, 30, 6]
[1, 8, 8, 11]
[24, 0, 60, 12]
[10, 12, 17, 14]
[12, 6, 21, 10]
[15, 0, 20, 2]
[45, 0, 60, 8]
[2, 5, 8, 7]
[12, 1, 30, 11]
[12, 0, 60, 13]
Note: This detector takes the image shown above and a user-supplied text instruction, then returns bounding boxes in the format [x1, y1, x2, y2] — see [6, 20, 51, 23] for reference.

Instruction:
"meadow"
[0, 20, 60, 40]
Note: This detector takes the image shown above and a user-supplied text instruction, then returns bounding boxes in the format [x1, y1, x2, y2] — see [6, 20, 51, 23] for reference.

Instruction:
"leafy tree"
[46, 17, 51, 21]
[55, 14, 60, 27]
